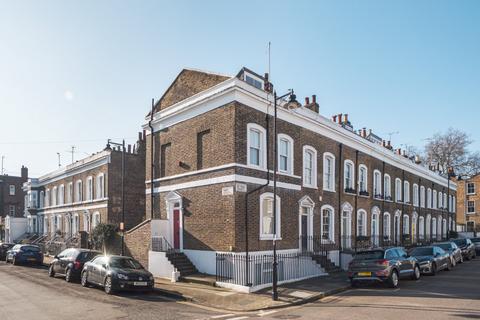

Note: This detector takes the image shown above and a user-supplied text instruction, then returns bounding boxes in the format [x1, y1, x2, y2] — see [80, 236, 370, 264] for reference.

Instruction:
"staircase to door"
[166, 251, 198, 277]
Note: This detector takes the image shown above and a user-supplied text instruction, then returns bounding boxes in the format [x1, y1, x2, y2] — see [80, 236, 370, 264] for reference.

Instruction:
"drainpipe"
[354, 150, 359, 251]
[244, 111, 270, 287]
[148, 99, 155, 221]
[401, 170, 405, 246]
[381, 161, 385, 245]
[337, 143, 343, 268]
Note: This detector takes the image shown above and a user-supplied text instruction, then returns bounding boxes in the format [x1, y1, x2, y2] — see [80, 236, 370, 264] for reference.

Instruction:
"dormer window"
[245, 74, 263, 90]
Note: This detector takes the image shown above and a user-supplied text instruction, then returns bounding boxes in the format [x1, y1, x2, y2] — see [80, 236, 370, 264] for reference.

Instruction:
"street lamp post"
[105, 139, 125, 255]
[271, 88, 300, 301]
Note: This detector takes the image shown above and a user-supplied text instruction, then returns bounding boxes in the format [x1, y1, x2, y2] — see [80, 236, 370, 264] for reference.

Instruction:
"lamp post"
[270, 88, 300, 301]
[446, 167, 455, 239]
[105, 139, 125, 255]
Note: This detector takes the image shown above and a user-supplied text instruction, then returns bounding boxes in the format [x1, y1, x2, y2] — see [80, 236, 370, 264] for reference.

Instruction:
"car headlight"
[117, 274, 129, 280]
[149, 275, 154, 281]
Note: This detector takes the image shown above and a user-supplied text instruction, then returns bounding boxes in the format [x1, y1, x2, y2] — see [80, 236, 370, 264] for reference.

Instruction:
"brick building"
[21, 134, 146, 251]
[455, 174, 480, 234]
[142, 67, 457, 290]
[0, 166, 28, 220]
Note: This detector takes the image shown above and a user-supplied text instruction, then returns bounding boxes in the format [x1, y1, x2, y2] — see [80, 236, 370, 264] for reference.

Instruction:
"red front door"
[173, 209, 180, 249]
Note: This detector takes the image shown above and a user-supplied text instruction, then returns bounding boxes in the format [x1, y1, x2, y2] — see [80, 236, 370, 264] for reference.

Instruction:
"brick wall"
[124, 219, 151, 268]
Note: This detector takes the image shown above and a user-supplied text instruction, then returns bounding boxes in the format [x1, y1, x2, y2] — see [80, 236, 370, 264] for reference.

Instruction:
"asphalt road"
[1, 258, 479, 320]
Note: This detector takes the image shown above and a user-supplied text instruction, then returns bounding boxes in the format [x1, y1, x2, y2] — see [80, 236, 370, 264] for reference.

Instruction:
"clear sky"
[0, 0, 479, 177]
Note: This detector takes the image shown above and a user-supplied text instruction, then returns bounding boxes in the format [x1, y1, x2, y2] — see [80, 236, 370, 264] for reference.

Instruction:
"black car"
[0, 243, 15, 260]
[5, 244, 43, 265]
[348, 247, 420, 288]
[81, 255, 154, 294]
[409, 246, 451, 275]
[48, 248, 102, 282]
[453, 238, 476, 261]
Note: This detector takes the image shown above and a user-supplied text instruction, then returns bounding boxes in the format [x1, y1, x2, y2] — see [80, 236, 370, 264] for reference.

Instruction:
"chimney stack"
[344, 114, 349, 123]
[382, 140, 386, 147]
[396, 148, 402, 155]
[21, 166, 28, 180]
[305, 97, 310, 105]
[387, 141, 392, 150]
[332, 115, 337, 123]
[415, 155, 421, 164]
[361, 128, 367, 138]
[337, 114, 343, 124]
[127, 144, 132, 153]
[312, 94, 316, 104]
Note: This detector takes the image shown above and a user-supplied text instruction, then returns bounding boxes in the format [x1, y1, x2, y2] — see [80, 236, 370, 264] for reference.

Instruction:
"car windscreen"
[353, 251, 384, 260]
[109, 257, 143, 269]
[453, 239, 467, 246]
[410, 248, 433, 256]
[436, 243, 451, 250]
[21, 246, 40, 252]
[77, 252, 101, 262]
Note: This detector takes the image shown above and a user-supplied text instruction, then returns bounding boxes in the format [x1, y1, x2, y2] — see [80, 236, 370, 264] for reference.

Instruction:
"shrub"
[91, 223, 117, 253]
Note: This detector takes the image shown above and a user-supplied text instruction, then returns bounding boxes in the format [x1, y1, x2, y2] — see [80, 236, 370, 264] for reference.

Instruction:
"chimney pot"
[415, 155, 421, 164]
[361, 128, 367, 138]
[305, 97, 310, 105]
[332, 115, 337, 122]
[344, 114, 349, 123]
[338, 114, 343, 124]
[312, 95, 316, 104]
[128, 144, 132, 153]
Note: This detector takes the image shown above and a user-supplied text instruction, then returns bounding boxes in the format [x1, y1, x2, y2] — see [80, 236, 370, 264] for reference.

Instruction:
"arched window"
[303, 146, 317, 188]
[344, 160, 355, 192]
[394, 211, 401, 243]
[320, 205, 335, 242]
[426, 214, 431, 239]
[438, 192, 443, 209]
[52, 186, 58, 206]
[58, 184, 64, 205]
[412, 213, 417, 243]
[442, 218, 447, 238]
[404, 181, 410, 203]
[373, 170, 382, 198]
[92, 212, 101, 229]
[260, 193, 281, 240]
[358, 165, 368, 194]
[384, 174, 391, 199]
[431, 217, 437, 238]
[96, 173, 105, 199]
[247, 123, 266, 169]
[427, 188, 432, 209]
[371, 207, 380, 246]
[75, 180, 83, 202]
[86, 176, 93, 201]
[357, 209, 367, 236]
[413, 184, 419, 207]
[432, 190, 437, 209]
[420, 186, 425, 208]
[341, 203, 352, 249]
[418, 216, 425, 240]
[39, 191, 44, 208]
[403, 214, 410, 235]
[395, 178, 402, 202]
[383, 212, 391, 241]
[437, 216, 442, 240]
[323, 153, 336, 192]
[72, 214, 79, 235]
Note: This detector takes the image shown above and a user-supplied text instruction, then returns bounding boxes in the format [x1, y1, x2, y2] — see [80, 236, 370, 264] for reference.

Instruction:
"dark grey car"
[348, 247, 420, 288]
[453, 238, 476, 261]
[409, 246, 451, 275]
[470, 237, 480, 255]
[436, 242, 463, 266]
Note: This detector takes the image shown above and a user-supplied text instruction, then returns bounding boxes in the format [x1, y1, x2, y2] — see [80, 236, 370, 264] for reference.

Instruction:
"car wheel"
[430, 262, 437, 276]
[350, 279, 358, 288]
[81, 271, 89, 287]
[48, 265, 55, 278]
[411, 265, 421, 280]
[12, 256, 18, 265]
[451, 257, 456, 267]
[459, 256, 464, 264]
[65, 268, 73, 283]
[446, 260, 453, 271]
[5, 256, 9, 264]
[388, 270, 399, 288]
[104, 276, 115, 295]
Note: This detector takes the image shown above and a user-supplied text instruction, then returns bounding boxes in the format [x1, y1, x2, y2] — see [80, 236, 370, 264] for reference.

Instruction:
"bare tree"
[424, 128, 480, 176]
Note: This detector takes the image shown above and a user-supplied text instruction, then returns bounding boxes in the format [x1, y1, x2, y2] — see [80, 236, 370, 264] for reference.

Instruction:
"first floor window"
[468, 201, 475, 213]
[323, 154, 335, 191]
[9, 205, 15, 215]
[260, 193, 280, 239]
[9, 185, 15, 195]
[303, 147, 316, 187]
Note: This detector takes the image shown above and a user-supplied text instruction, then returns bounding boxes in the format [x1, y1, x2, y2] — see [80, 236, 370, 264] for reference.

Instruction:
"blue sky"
[0, 0, 479, 176]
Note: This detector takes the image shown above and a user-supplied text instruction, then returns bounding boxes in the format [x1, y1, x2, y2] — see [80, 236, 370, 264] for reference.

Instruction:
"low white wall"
[148, 251, 175, 279]
[5, 217, 27, 243]
[183, 249, 217, 275]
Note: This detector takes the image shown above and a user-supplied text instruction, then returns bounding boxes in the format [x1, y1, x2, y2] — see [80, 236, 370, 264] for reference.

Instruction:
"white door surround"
[165, 191, 184, 251]
[298, 196, 314, 251]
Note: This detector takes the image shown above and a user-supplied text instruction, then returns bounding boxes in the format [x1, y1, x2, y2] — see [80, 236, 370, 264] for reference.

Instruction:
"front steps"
[311, 254, 343, 273]
[166, 252, 198, 277]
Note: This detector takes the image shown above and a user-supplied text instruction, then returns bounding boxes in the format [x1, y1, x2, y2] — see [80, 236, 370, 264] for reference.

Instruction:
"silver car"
[436, 242, 463, 266]
[471, 238, 480, 255]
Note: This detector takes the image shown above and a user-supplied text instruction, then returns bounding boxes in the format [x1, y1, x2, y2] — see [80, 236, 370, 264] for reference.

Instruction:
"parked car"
[81, 255, 154, 294]
[471, 237, 480, 255]
[409, 246, 451, 275]
[48, 248, 102, 282]
[5, 244, 43, 265]
[436, 242, 463, 266]
[453, 238, 476, 261]
[0, 243, 15, 261]
[348, 247, 420, 288]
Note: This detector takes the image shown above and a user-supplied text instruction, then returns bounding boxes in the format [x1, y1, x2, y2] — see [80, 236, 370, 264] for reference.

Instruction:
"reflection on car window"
[353, 251, 384, 260]
[22, 246, 40, 252]
[109, 258, 143, 269]
[410, 247, 433, 256]
[385, 249, 397, 259]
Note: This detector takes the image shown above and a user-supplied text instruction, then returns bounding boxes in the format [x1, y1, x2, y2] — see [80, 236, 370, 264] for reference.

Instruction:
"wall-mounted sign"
[236, 183, 247, 192]
[222, 186, 234, 196]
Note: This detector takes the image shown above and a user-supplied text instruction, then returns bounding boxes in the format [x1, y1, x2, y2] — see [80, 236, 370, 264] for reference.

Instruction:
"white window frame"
[371, 207, 380, 246]
[403, 214, 410, 235]
[467, 182, 475, 195]
[412, 213, 417, 242]
[420, 186, 426, 208]
[92, 211, 101, 229]
[426, 214, 431, 238]
[383, 212, 391, 240]
[323, 152, 336, 192]
[277, 133, 294, 175]
[427, 188, 432, 209]
[52, 186, 57, 206]
[358, 165, 368, 194]
[395, 178, 402, 202]
[83, 212, 90, 233]
[86, 176, 93, 201]
[9, 185, 15, 196]
[373, 170, 382, 198]
[432, 190, 437, 209]
[58, 184, 64, 205]
[45, 189, 50, 207]
[39, 191, 44, 208]
[418, 216, 425, 240]
[320, 205, 335, 243]
[467, 200, 475, 213]
[247, 123, 267, 169]
[96, 173, 105, 199]
[438, 192, 443, 209]
[413, 184, 419, 207]
[67, 182, 73, 204]
[302, 146, 317, 188]
[357, 209, 367, 236]
[384, 174, 391, 199]
[259, 192, 281, 240]
[344, 160, 355, 191]
[404, 181, 410, 203]
[75, 180, 83, 202]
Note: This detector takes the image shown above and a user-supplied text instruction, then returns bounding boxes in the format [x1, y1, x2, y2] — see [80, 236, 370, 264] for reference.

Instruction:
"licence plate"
[27, 258, 37, 262]
[133, 281, 147, 286]
[358, 272, 372, 277]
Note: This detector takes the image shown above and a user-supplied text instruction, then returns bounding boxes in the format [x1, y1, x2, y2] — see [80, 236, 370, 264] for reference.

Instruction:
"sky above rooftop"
[0, 0, 479, 177]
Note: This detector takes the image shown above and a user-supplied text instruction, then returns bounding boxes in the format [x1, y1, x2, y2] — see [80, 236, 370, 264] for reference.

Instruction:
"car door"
[93, 257, 107, 285]
[396, 248, 412, 276]
[55, 250, 68, 273]
[385, 248, 399, 271]
[88, 257, 101, 284]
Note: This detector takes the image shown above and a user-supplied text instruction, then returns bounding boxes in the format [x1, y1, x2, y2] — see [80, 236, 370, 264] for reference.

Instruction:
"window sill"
[358, 195, 370, 199]
[303, 185, 318, 190]
[323, 188, 336, 193]
[467, 212, 476, 215]
[260, 236, 282, 241]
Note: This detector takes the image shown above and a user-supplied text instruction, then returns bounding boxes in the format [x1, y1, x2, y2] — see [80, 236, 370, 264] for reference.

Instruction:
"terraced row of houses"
[5, 66, 459, 292]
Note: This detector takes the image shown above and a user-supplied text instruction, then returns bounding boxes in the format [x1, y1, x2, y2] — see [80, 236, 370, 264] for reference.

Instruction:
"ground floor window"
[357, 210, 367, 237]
[371, 210, 379, 246]
[383, 213, 391, 240]
[260, 193, 281, 240]
[321, 206, 334, 242]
